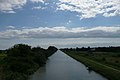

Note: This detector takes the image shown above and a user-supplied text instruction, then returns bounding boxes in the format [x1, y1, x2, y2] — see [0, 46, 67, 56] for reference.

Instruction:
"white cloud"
[0, 0, 46, 13]
[6, 26, 15, 29]
[0, 26, 120, 39]
[32, 6, 47, 10]
[57, 0, 120, 19]
[0, 0, 27, 13]
[3, 10, 16, 13]
[30, 0, 45, 3]
[66, 20, 72, 24]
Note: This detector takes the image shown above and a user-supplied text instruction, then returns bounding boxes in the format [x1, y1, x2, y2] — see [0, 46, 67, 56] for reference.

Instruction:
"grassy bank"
[63, 51, 120, 80]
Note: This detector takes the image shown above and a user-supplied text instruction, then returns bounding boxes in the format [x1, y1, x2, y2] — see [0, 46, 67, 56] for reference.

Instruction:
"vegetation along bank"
[61, 46, 120, 80]
[0, 44, 57, 80]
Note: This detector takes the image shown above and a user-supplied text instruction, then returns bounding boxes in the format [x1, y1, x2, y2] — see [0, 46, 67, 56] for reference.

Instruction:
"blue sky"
[0, 0, 120, 38]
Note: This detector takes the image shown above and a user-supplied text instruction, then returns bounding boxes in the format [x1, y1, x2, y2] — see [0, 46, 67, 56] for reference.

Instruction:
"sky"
[0, 0, 120, 39]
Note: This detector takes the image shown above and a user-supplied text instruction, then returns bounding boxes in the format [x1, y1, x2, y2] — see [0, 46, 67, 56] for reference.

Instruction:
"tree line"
[61, 46, 120, 52]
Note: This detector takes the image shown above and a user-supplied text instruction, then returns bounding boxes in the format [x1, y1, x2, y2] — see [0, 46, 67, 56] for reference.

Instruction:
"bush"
[2, 44, 57, 80]
[102, 57, 106, 61]
[115, 60, 119, 63]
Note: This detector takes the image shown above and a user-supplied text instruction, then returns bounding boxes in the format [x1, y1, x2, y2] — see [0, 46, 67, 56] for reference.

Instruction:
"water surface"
[30, 50, 108, 80]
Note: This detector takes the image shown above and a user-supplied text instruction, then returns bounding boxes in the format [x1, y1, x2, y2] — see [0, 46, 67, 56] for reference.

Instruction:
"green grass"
[86, 52, 120, 70]
[64, 51, 120, 80]
[0, 53, 7, 58]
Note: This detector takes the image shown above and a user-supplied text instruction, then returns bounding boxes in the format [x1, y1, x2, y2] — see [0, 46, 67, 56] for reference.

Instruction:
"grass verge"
[64, 51, 120, 80]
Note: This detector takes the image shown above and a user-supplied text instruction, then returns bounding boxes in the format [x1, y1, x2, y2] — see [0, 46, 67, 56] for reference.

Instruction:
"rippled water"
[29, 50, 108, 80]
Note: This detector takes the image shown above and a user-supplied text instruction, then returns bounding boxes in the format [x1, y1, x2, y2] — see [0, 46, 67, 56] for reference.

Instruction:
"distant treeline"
[1, 44, 57, 80]
[61, 46, 120, 52]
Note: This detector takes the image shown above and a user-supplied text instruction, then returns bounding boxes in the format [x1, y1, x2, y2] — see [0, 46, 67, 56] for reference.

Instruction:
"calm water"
[29, 50, 107, 80]
[0, 38, 120, 49]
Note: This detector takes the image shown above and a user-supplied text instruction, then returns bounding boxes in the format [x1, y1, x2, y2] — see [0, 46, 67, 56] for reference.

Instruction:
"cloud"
[0, 0, 46, 13]
[6, 26, 15, 29]
[0, 0, 27, 13]
[57, 0, 120, 19]
[32, 6, 47, 10]
[66, 20, 72, 24]
[30, 0, 45, 3]
[0, 26, 120, 39]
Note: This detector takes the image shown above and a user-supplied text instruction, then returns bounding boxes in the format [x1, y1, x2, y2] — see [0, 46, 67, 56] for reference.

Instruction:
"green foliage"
[32, 47, 47, 65]
[7, 44, 32, 57]
[102, 57, 106, 61]
[1, 44, 57, 80]
[46, 46, 58, 57]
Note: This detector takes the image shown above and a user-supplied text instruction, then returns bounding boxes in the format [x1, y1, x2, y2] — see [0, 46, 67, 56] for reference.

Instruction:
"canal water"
[30, 50, 107, 80]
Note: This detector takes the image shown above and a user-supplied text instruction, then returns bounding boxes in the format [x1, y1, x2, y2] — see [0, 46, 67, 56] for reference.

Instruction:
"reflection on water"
[30, 50, 107, 80]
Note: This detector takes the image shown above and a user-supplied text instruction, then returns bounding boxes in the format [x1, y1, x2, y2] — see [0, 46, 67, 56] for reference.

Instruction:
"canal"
[30, 50, 107, 80]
